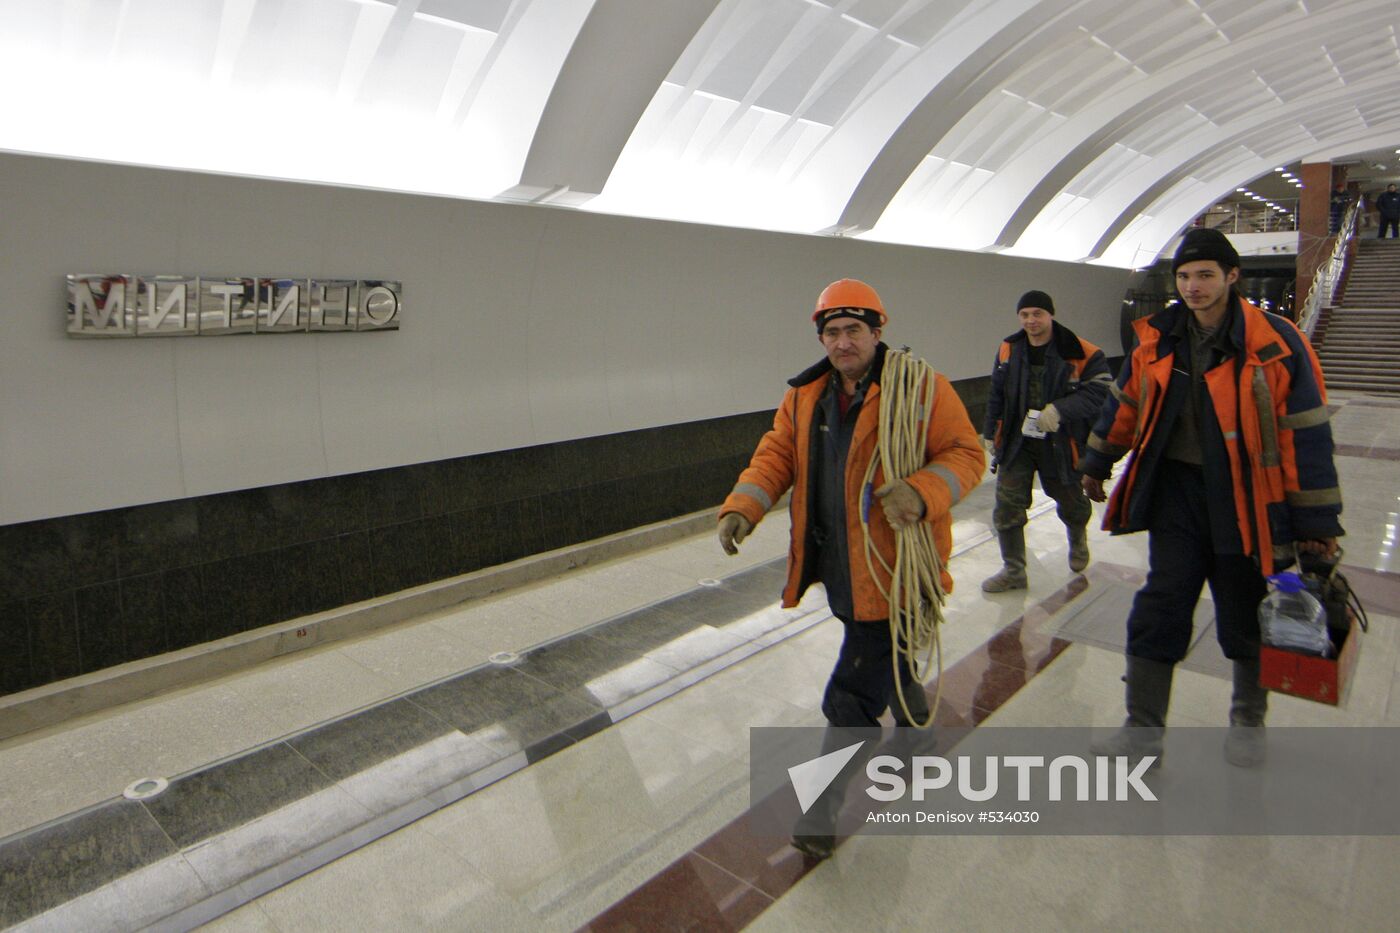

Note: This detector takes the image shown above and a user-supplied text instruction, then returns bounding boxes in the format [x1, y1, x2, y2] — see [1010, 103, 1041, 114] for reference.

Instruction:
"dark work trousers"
[1126, 460, 1268, 663]
[1380, 217, 1399, 238]
[821, 617, 928, 728]
[992, 439, 1092, 532]
[795, 619, 933, 840]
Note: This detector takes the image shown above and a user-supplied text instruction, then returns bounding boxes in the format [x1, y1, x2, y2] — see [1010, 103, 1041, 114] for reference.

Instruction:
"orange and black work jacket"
[983, 322, 1112, 485]
[719, 343, 985, 621]
[1078, 297, 1343, 576]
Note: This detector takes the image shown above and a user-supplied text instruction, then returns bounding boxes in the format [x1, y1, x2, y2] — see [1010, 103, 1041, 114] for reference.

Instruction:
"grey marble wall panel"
[0, 524, 75, 603]
[120, 573, 168, 659]
[335, 532, 377, 606]
[197, 551, 282, 640]
[161, 566, 208, 651]
[74, 581, 128, 673]
[0, 600, 31, 695]
[117, 500, 201, 578]
[444, 507, 497, 577]
[27, 593, 81, 683]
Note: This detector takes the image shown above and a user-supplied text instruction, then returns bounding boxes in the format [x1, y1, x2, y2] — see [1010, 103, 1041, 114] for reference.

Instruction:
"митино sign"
[66, 275, 401, 337]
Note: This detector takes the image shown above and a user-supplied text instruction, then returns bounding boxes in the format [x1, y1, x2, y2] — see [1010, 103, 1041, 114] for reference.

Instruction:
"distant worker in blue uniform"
[980, 290, 1112, 592]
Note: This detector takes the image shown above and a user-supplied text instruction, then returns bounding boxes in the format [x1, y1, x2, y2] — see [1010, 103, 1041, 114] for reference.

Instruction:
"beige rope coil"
[859, 347, 947, 729]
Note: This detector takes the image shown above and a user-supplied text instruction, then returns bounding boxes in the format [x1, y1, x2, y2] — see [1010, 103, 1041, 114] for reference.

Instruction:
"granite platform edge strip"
[0, 504, 736, 743]
[0, 579, 829, 930]
[19, 605, 827, 930]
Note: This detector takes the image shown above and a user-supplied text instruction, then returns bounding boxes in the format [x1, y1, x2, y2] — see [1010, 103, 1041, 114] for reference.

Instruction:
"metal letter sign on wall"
[65, 276, 401, 337]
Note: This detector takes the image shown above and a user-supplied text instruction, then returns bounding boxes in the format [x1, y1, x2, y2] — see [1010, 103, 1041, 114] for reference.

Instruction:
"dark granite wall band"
[0, 371, 1033, 698]
[0, 411, 763, 697]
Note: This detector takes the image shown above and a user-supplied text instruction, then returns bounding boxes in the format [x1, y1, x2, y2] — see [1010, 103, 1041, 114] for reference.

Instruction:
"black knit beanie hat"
[1173, 228, 1241, 273]
[1016, 289, 1055, 316]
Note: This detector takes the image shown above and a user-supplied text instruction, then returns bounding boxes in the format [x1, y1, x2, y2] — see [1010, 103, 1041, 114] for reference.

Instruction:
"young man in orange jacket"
[1080, 228, 1343, 768]
[717, 278, 985, 858]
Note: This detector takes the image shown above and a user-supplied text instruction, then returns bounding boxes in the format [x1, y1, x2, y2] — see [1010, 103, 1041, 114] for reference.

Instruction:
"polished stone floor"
[2, 392, 1399, 931]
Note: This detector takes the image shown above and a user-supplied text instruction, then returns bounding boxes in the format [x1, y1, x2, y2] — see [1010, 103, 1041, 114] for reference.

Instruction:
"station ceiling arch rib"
[1, 0, 1397, 268]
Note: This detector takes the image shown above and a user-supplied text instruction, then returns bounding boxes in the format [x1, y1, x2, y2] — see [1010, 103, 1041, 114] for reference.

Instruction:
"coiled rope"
[859, 347, 947, 729]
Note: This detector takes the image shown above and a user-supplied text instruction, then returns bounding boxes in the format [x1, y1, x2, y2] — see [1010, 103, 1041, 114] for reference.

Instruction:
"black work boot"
[1224, 658, 1268, 768]
[982, 528, 1028, 592]
[1068, 525, 1091, 573]
[1090, 656, 1174, 768]
[791, 726, 871, 861]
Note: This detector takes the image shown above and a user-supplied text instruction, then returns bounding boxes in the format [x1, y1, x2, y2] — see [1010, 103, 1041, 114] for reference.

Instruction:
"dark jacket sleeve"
[1272, 321, 1344, 540]
[982, 345, 1008, 440]
[1079, 349, 1140, 481]
[1049, 347, 1112, 423]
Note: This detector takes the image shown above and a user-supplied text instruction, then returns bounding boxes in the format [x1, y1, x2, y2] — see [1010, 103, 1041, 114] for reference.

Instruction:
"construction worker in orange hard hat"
[717, 277, 985, 860]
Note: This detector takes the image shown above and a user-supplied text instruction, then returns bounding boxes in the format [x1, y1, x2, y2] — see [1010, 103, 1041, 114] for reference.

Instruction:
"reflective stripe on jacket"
[719, 346, 986, 621]
[1079, 297, 1342, 576]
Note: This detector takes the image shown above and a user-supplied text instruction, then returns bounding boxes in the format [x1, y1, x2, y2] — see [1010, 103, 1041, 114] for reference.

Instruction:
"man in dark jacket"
[1081, 227, 1343, 768]
[1329, 184, 1350, 233]
[980, 290, 1113, 592]
[1377, 183, 1400, 239]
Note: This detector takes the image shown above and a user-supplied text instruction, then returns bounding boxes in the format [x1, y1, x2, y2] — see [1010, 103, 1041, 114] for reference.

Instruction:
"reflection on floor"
[1, 391, 1398, 931]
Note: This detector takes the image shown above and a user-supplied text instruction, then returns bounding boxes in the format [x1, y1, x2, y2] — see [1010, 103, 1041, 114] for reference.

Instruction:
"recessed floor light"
[123, 777, 169, 800]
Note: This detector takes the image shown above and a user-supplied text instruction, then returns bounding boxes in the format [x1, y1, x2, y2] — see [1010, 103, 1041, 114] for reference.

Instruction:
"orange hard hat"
[812, 278, 887, 327]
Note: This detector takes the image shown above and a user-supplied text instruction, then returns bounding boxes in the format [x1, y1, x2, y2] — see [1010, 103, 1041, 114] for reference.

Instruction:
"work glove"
[875, 479, 926, 530]
[980, 436, 996, 456]
[1037, 404, 1061, 433]
[718, 512, 753, 555]
[1081, 474, 1107, 503]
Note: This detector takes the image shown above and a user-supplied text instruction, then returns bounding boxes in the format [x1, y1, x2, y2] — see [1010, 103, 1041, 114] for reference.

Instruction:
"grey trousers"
[993, 440, 1091, 532]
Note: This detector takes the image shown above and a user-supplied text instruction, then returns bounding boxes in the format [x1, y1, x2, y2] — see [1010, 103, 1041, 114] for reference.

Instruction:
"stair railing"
[1297, 197, 1360, 339]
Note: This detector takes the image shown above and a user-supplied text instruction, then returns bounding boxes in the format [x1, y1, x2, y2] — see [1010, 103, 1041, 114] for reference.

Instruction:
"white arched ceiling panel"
[970, 0, 1392, 251]
[826, 0, 1086, 232]
[1095, 106, 1400, 267]
[0, 0, 594, 199]
[1085, 75, 1400, 264]
[1, 0, 1398, 270]
[449, 0, 595, 196]
[588, 0, 1056, 231]
[506, 0, 721, 203]
[923, 0, 1318, 249]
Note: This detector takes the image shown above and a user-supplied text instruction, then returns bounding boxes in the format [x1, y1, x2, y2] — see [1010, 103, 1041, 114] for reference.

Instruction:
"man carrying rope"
[717, 278, 984, 859]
